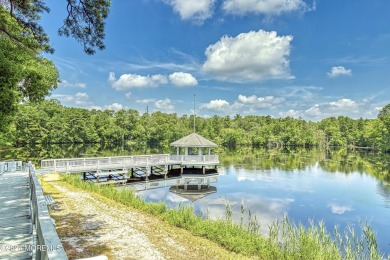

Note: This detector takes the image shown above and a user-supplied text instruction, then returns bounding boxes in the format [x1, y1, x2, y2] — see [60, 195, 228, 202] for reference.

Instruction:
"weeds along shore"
[61, 174, 385, 260]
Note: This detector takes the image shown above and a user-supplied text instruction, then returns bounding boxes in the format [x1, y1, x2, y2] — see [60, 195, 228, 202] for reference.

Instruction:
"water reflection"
[124, 175, 218, 204]
[377, 182, 390, 208]
[327, 202, 354, 215]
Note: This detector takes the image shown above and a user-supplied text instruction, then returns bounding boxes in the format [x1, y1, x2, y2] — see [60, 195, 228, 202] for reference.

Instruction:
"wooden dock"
[0, 169, 33, 259]
[40, 154, 219, 174]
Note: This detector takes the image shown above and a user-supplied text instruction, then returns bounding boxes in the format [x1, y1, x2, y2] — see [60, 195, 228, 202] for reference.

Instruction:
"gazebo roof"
[170, 132, 217, 148]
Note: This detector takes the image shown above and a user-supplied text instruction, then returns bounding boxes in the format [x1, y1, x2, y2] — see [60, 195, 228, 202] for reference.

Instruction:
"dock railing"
[169, 154, 219, 165]
[28, 162, 68, 260]
[41, 154, 171, 173]
[40, 154, 218, 173]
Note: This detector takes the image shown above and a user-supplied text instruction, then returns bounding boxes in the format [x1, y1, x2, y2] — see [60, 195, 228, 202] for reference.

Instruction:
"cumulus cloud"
[165, 0, 215, 23]
[59, 80, 86, 88]
[89, 106, 102, 110]
[109, 72, 198, 89]
[279, 109, 302, 118]
[222, 0, 312, 16]
[203, 29, 293, 82]
[237, 94, 258, 104]
[300, 98, 373, 120]
[238, 94, 285, 109]
[305, 98, 358, 118]
[201, 99, 230, 112]
[105, 103, 124, 111]
[154, 98, 175, 112]
[108, 72, 168, 90]
[169, 72, 198, 87]
[327, 66, 352, 78]
[51, 92, 91, 106]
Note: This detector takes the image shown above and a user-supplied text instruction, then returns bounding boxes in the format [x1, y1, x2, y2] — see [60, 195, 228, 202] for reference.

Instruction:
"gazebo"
[169, 132, 219, 174]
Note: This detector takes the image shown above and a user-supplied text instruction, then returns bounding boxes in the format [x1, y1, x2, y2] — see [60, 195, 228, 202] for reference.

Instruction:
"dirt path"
[41, 174, 250, 260]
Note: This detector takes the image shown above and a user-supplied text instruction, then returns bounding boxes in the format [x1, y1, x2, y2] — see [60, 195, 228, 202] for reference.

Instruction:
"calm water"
[135, 148, 390, 255]
[1, 144, 390, 254]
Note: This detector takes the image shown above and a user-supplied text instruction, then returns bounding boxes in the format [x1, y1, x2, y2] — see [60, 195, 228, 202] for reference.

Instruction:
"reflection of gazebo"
[169, 185, 217, 202]
[169, 132, 219, 174]
[169, 176, 217, 202]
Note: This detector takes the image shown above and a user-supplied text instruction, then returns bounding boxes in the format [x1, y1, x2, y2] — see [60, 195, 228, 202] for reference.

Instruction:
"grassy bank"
[62, 174, 385, 259]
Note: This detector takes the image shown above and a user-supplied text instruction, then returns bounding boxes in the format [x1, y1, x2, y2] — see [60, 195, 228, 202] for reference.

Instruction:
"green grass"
[62, 174, 386, 259]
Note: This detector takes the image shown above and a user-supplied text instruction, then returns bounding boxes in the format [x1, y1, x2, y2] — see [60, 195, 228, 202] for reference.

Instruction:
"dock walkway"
[0, 161, 68, 260]
[40, 154, 219, 174]
[0, 169, 32, 259]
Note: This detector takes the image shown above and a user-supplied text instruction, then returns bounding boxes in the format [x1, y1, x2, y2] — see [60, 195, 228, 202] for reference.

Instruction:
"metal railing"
[28, 163, 68, 260]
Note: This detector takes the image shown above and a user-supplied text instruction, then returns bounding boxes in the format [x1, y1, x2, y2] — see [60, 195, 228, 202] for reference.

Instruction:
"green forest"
[1, 99, 390, 152]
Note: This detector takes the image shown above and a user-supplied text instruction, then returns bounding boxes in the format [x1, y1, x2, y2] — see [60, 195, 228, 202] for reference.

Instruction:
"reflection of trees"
[319, 148, 390, 181]
[220, 147, 325, 171]
[377, 182, 390, 207]
[219, 147, 390, 182]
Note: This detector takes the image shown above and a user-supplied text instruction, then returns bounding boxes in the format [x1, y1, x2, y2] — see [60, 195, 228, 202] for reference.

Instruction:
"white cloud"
[238, 95, 285, 109]
[327, 66, 352, 78]
[329, 98, 358, 110]
[165, 0, 215, 23]
[109, 72, 199, 89]
[203, 29, 293, 82]
[89, 105, 103, 110]
[154, 98, 175, 112]
[279, 109, 302, 118]
[136, 99, 156, 104]
[305, 104, 321, 117]
[169, 72, 198, 87]
[108, 72, 168, 90]
[222, 0, 312, 16]
[201, 99, 230, 112]
[304, 98, 361, 120]
[59, 80, 86, 88]
[105, 103, 124, 111]
[237, 94, 258, 104]
[125, 92, 132, 99]
[51, 92, 91, 106]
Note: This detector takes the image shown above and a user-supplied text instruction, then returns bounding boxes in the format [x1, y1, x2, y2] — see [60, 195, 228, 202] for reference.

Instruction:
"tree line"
[1, 99, 390, 152]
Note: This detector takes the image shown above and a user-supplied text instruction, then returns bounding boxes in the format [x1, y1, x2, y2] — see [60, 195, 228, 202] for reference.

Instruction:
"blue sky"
[41, 0, 390, 121]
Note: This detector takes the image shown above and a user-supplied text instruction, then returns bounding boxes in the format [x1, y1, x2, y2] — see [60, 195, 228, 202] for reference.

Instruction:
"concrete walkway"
[0, 170, 32, 259]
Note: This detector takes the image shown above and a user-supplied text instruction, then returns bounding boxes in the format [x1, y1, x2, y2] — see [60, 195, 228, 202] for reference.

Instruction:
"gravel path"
[41, 174, 248, 260]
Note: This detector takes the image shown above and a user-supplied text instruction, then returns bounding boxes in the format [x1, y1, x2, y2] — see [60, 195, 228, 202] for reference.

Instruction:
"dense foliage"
[0, 6, 59, 128]
[1, 99, 390, 152]
[0, 1, 110, 129]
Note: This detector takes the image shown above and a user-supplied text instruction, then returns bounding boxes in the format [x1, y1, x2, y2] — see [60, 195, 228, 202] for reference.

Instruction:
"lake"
[1, 144, 389, 255]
